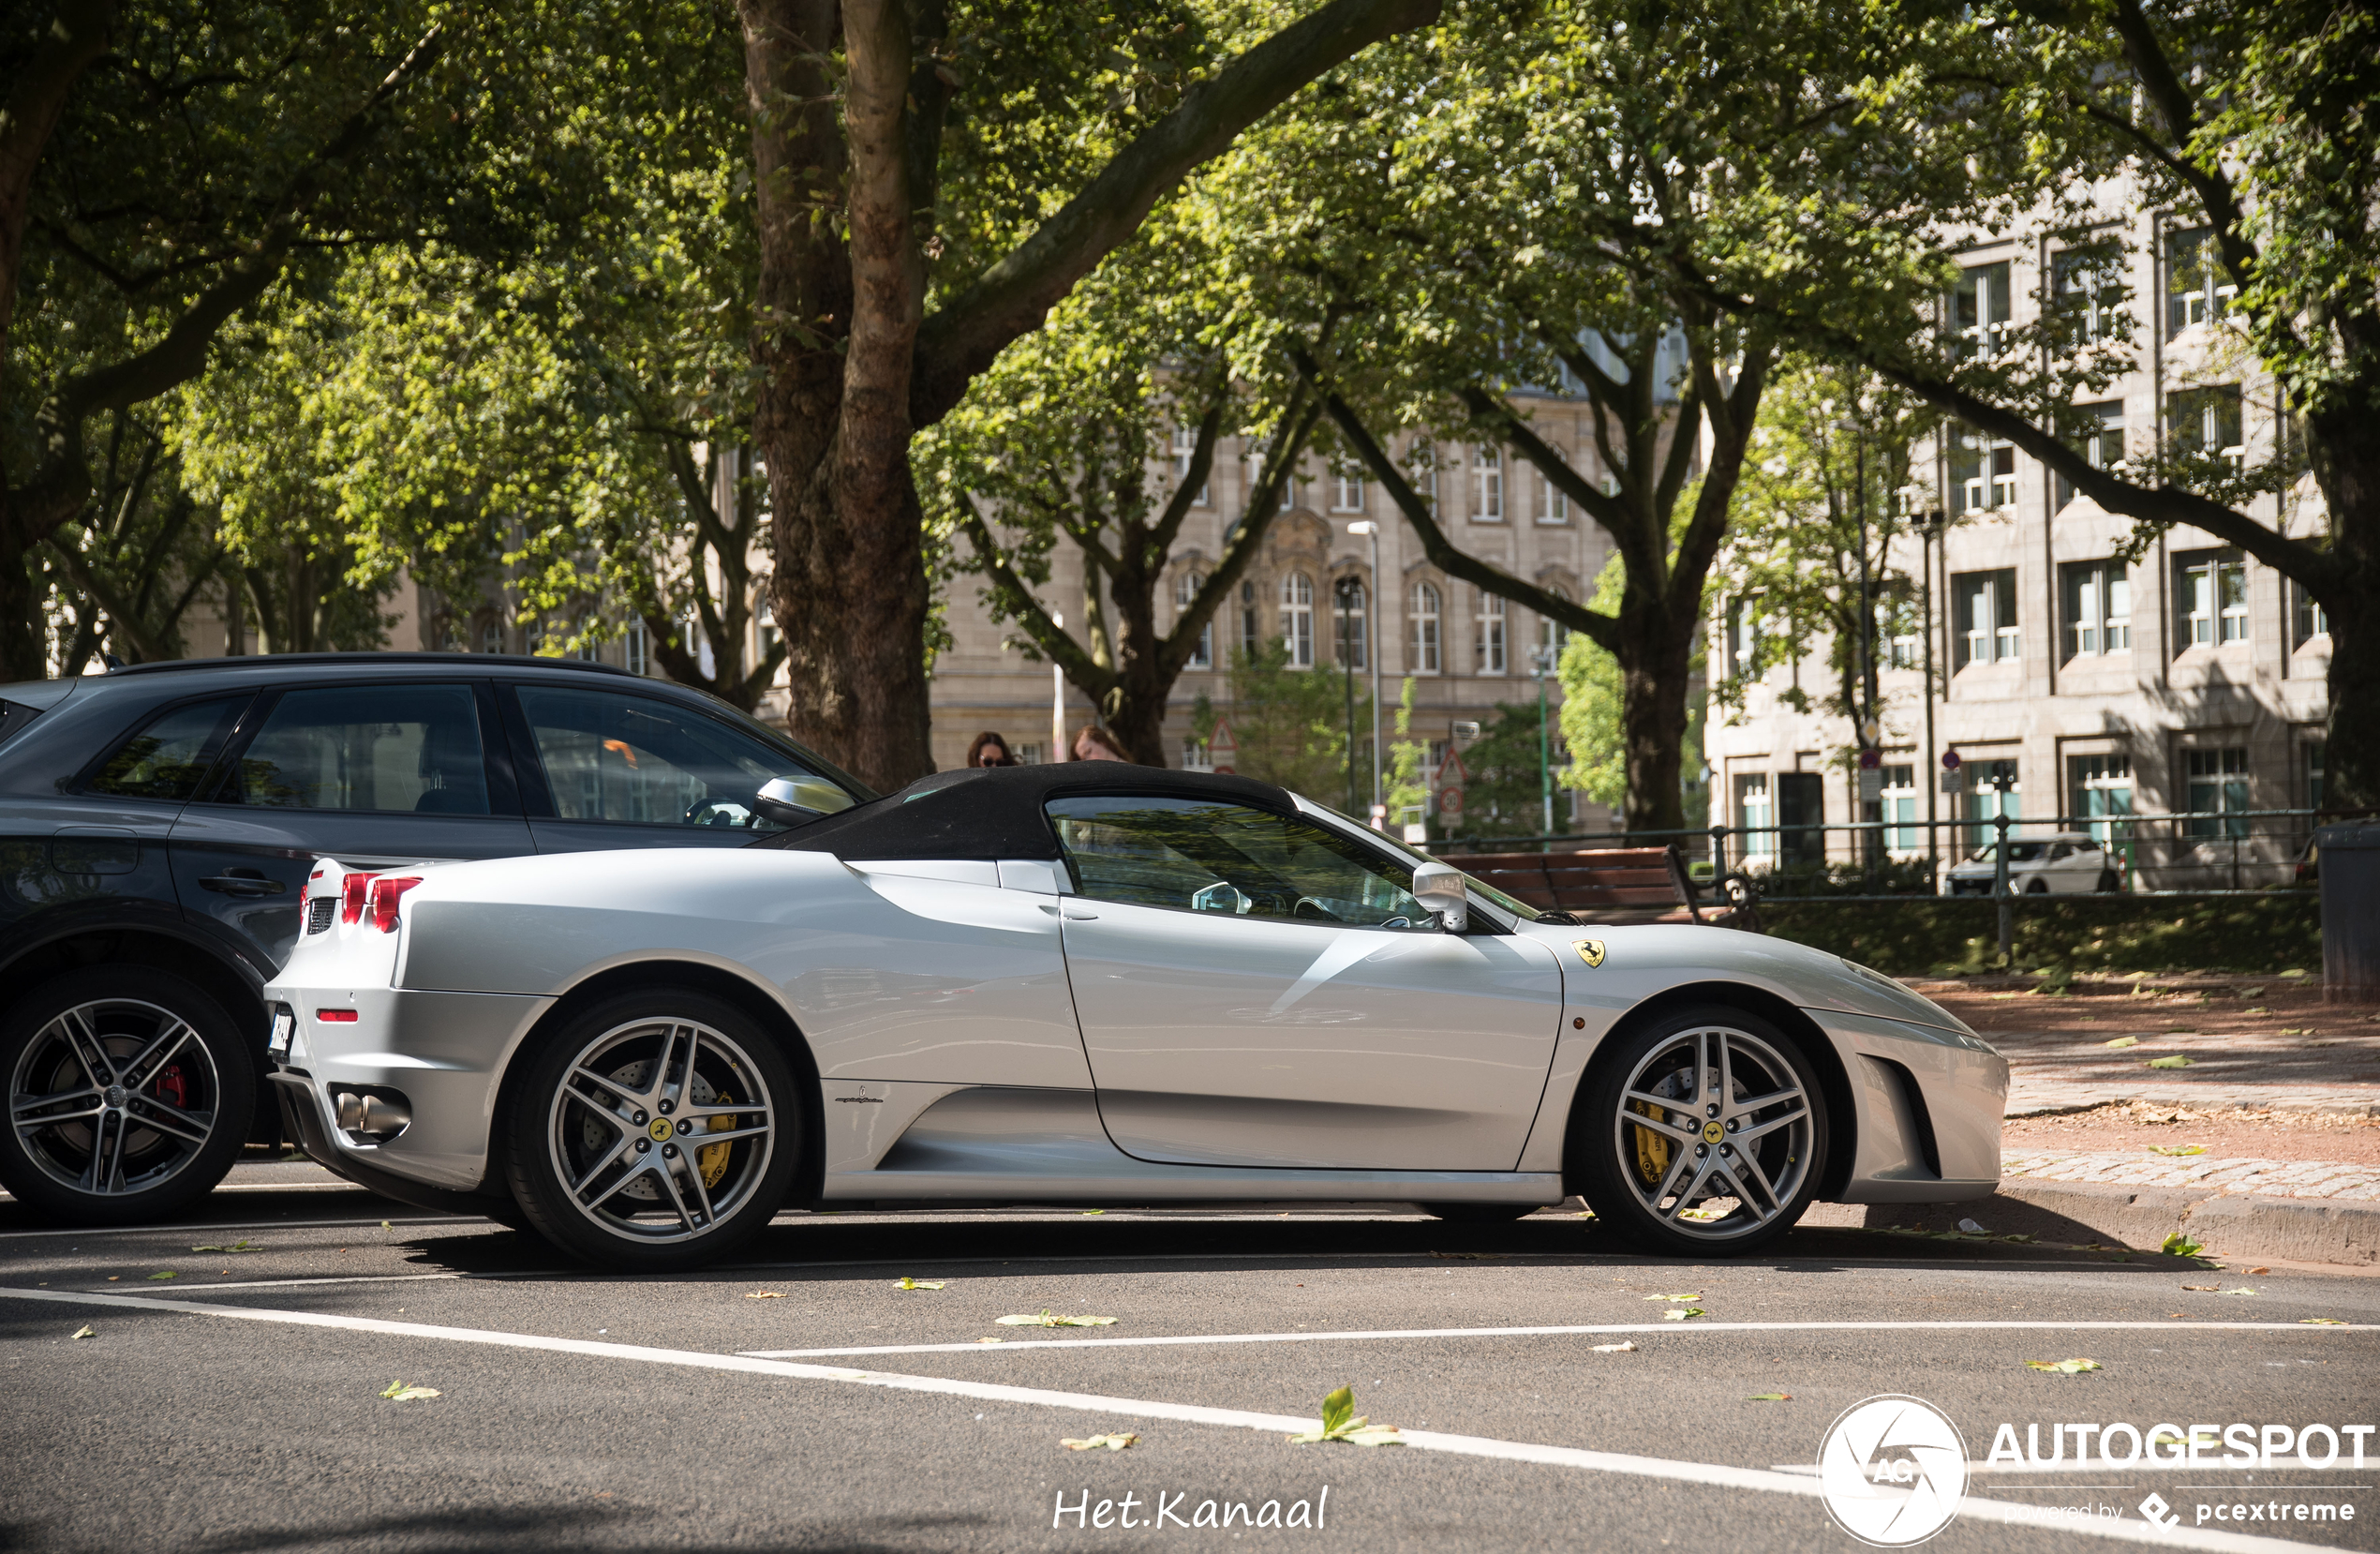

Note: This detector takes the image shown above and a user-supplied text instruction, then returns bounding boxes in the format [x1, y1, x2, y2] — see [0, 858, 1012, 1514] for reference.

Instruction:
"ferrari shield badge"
[1572, 938, 1606, 969]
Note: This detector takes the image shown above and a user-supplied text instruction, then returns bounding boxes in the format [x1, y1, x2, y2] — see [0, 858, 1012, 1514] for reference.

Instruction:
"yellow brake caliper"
[1629, 1100, 1672, 1186]
[698, 1094, 735, 1188]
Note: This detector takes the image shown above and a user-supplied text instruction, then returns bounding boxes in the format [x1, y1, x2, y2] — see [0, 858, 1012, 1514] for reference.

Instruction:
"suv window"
[230, 684, 492, 813]
[515, 685, 815, 830]
[1048, 795, 1427, 927]
[85, 696, 247, 801]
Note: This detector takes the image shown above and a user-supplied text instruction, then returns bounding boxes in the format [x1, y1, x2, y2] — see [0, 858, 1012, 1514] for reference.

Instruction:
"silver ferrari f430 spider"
[262, 765, 2006, 1269]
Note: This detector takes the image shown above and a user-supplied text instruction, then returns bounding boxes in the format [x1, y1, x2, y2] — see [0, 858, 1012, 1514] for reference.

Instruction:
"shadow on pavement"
[4, 1502, 989, 1554]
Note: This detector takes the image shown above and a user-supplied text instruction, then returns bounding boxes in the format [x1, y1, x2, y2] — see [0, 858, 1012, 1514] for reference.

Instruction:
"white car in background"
[1945, 831, 2120, 896]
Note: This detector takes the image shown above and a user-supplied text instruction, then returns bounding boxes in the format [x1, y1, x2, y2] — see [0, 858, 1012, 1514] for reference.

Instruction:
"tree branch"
[957, 491, 1115, 695]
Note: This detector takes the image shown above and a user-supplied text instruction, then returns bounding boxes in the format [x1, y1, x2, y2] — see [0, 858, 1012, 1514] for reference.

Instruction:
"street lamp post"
[1335, 575, 1361, 814]
[1346, 520, 1384, 826]
[1531, 645, 1556, 836]
[1916, 508, 1945, 884]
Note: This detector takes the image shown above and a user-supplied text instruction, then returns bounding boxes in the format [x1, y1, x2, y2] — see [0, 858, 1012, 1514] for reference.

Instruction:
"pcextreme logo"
[1818, 1396, 1970, 1547]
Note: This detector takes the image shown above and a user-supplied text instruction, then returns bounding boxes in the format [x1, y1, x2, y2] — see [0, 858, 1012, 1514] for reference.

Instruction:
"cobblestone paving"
[2000, 1148, 2380, 1202]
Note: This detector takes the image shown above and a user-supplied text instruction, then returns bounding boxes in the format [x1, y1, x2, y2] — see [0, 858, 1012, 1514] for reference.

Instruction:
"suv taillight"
[369, 875, 422, 934]
[340, 872, 379, 924]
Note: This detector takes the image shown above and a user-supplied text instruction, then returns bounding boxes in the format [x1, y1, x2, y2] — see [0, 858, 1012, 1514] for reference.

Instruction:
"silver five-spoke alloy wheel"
[1609, 1022, 1815, 1244]
[11, 996, 221, 1200]
[546, 1015, 777, 1245]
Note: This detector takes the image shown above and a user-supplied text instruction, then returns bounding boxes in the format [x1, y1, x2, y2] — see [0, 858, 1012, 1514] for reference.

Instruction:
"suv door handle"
[201, 871, 285, 897]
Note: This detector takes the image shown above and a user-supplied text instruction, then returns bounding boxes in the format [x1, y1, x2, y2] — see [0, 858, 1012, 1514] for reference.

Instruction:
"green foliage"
[1214, 643, 1371, 803]
[1761, 895, 2322, 979]
[1442, 701, 1559, 841]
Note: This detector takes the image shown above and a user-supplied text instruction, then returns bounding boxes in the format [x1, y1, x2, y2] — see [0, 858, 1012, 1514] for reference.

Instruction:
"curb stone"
[1816, 1182, 2380, 1267]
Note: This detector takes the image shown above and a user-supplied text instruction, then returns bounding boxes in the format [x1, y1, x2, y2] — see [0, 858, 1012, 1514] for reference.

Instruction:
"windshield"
[1296, 798, 1547, 921]
[1967, 841, 2047, 864]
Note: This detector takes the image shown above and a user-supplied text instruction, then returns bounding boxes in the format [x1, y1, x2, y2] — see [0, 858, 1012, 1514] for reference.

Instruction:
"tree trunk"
[0, 545, 43, 679]
[1614, 597, 1693, 835]
[2327, 597, 2379, 817]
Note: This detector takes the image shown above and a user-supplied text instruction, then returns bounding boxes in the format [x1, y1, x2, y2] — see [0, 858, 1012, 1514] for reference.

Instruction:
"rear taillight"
[368, 875, 422, 933]
[340, 872, 379, 924]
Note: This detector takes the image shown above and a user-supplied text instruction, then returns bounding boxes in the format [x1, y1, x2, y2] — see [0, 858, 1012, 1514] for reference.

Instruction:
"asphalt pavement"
[4, 1175, 2377, 1553]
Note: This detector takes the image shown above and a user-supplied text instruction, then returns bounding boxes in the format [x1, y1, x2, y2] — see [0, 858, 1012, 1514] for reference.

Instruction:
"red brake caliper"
[154, 1065, 188, 1108]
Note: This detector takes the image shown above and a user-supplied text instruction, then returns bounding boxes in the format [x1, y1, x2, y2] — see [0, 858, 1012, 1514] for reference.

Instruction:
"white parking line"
[0, 1216, 464, 1242]
[741, 1318, 2376, 1359]
[0, 1284, 2338, 1553]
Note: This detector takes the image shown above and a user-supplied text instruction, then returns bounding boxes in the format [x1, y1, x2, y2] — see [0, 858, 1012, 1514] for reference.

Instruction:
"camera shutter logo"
[1817, 1395, 1969, 1547]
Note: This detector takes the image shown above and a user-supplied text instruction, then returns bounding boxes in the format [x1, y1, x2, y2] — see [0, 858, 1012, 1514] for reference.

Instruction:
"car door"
[501, 680, 846, 854]
[1046, 794, 1564, 1172]
[167, 680, 532, 972]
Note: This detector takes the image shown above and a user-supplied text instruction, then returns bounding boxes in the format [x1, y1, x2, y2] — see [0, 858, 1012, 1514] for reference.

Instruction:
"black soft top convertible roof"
[753, 763, 1295, 862]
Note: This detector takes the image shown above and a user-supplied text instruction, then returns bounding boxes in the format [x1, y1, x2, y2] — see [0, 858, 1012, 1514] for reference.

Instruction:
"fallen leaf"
[1286, 1385, 1405, 1447]
[2279, 968, 2307, 979]
[2278, 1028, 2313, 1037]
[2103, 1035, 2139, 1049]
[2246, 1266, 2270, 1276]
[2148, 1145, 2205, 1157]
[894, 1278, 946, 1291]
[2246, 1006, 2268, 1014]
[2146, 1054, 2194, 1068]
[1661, 1307, 1705, 1322]
[69, 1325, 95, 1340]
[1747, 1393, 1792, 1401]
[146, 1271, 176, 1281]
[2301, 1317, 2348, 1326]
[2239, 986, 2266, 998]
[974, 1337, 1004, 1344]
[1431, 1251, 1497, 1261]
[2162, 1233, 2205, 1259]
[2000, 1233, 2037, 1244]
[2024, 1358, 2102, 1375]
[744, 1291, 784, 1300]
[1643, 1293, 1703, 1302]
[190, 1239, 260, 1254]
[380, 1220, 393, 1232]
[2220, 1288, 2257, 1296]
[1061, 1432, 1139, 1452]
[1590, 1342, 1638, 1353]
[1079, 1209, 1105, 1216]
[2182, 1284, 2220, 1292]
[996, 1310, 1117, 1328]
[2168, 1313, 2188, 1319]
[379, 1381, 440, 1401]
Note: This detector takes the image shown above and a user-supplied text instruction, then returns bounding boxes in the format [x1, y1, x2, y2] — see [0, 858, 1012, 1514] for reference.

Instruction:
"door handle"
[1061, 904, 1099, 920]
[201, 873, 286, 897]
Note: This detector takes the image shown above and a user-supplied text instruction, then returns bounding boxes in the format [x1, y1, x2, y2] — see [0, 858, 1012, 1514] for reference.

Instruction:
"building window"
[1409, 444, 1439, 514]
[1331, 471, 1365, 514]
[1882, 764, 1919, 853]
[1536, 447, 1569, 524]
[1951, 261, 2013, 357]
[2055, 400, 2125, 511]
[1952, 569, 2020, 670]
[2308, 741, 2328, 812]
[481, 619, 503, 656]
[2176, 550, 2247, 649]
[2167, 384, 2244, 468]
[1538, 584, 1572, 661]
[1965, 759, 2020, 852]
[1331, 579, 1366, 669]
[625, 617, 649, 677]
[1471, 446, 1504, 522]
[2166, 226, 2235, 335]
[1884, 596, 1920, 669]
[1251, 440, 1297, 511]
[2060, 560, 2130, 660]
[757, 595, 780, 660]
[1474, 591, 1507, 674]
[2184, 747, 2249, 839]
[2068, 754, 2134, 844]
[1240, 579, 1259, 662]
[1181, 738, 1209, 770]
[1737, 773, 1775, 859]
[1951, 427, 2017, 514]
[1409, 582, 1441, 674]
[2053, 246, 2127, 343]
[1172, 425, 1209, 506]
[2295, 581, 2330, 650]
[1281, 573, 1315, 667]
[1176, 571, 1212, 669]
[1727, 595, 1768, 678]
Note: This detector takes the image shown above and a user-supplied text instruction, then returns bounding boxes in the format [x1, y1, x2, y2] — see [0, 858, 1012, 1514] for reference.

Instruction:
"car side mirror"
[1190, 880, 1251, 915]
[753, 776, 848, 828]
[1410, 860, 1468, 933]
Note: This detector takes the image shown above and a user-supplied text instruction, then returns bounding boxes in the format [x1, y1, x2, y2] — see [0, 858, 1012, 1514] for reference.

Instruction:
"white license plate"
[267, 1009, 294, 1059]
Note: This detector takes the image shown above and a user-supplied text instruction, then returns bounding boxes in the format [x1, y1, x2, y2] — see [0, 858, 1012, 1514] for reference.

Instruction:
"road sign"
[1857, 747, 1882, 770]
[1940, 770, 1963, 794]
[1438, 785, 1465, 818]
[1941, 749, 1962, 771]
[1857, 769, 1883, 801]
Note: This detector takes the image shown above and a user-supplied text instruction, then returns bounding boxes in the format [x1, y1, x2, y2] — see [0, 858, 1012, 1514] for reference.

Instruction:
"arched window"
[1538, 446, 1569, 524]
[1281, 573, 1315, 667]
[1409, 582, 1441, 674]
[1539, 584, 1572, 663]
[1473, 445, 1504, 521]
[1331, 578, 1366, 669]
[1177, 570, 1212, 668]
[1476, 590, 1507, 674]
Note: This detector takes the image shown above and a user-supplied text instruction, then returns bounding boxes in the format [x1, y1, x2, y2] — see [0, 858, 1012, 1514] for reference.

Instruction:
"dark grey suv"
[0, 654, 870, 1227]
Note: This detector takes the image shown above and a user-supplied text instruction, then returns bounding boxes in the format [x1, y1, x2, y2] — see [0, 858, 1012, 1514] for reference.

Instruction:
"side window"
[515, 685, 828, 830]
[231, 685, 491, 814]
[84, 696, 247, 801]
[1047, 795, 1426, 928]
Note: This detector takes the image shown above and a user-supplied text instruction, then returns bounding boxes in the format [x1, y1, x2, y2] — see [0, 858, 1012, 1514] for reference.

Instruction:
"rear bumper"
[270, 1072, 513, 1218]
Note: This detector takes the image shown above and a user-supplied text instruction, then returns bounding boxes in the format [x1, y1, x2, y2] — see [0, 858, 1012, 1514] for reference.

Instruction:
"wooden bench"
[1435, 843, 1761, 931]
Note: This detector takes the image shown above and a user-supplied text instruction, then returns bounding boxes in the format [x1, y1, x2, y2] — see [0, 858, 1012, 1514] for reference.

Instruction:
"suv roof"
[108, 652, 632, 678]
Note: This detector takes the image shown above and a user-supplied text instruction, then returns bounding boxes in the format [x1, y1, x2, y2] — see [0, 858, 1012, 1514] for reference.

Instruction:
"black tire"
[2024, 877, 2049, 894]
[1572, 1003, 1827, 1257]
[0, 967, 254, 1225]
[504, 989, 800, 1271]
[1420, 1202, 1538, 1223]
